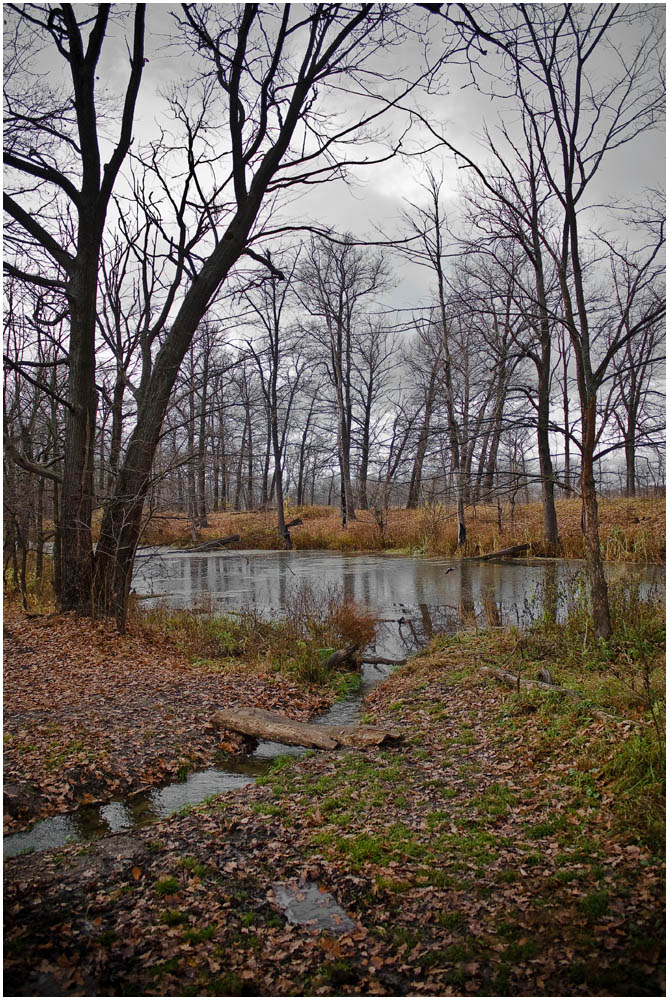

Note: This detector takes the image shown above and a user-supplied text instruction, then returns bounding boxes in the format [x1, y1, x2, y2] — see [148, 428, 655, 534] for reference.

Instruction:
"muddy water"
[4, 552, 663, 858]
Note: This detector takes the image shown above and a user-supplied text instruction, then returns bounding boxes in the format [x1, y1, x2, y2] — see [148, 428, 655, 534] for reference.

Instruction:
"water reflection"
[133, 550, 663, 665]
[135, 549, 662, 636]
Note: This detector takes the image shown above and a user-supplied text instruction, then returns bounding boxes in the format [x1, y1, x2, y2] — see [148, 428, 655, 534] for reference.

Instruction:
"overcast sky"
[92, 2, 663, 314]
[14, 2, 666, 315]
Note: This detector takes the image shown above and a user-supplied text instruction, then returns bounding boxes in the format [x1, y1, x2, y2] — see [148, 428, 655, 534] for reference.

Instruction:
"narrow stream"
[3, 662, 385, 859]
[4, 553, 663, 859]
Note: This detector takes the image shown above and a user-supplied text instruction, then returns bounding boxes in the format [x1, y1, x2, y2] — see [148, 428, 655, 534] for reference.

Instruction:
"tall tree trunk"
[187, 369, 197, 539]
[581, 400, 612, 638]
[530, 211, 560, 546]
[357, 395, 372, 511]
[536, 359, 559, 548]
[219, 409, 227, 509]
[271, 392, 290, 549]
[246, 407, 254, 510]
[198, 351, 209, 527]
[624, 409, 636, 497]
[234, 416, 246, 511]
[58, 274, 98, 613]
[336, 392, 356, 525]
[261, 411, 272, 505]
[35, 474, 45, 582]
[560, 330, 572, 494]
[407, 367, 438, 509]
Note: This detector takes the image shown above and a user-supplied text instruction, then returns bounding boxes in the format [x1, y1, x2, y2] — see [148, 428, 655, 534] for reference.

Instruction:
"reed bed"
[140, 497, 665, 564]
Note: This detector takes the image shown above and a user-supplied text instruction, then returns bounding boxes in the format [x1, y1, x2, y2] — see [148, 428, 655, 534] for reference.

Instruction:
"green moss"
[160, 909, 187, 926]
[154, 876, 180, 896]
[578, 889, 609, 920]
[183, 924, 216, 943]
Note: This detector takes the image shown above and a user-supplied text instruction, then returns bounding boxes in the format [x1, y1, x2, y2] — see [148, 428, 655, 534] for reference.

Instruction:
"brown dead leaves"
[3, 614, 665, 997]
[3, 602, 328, 831]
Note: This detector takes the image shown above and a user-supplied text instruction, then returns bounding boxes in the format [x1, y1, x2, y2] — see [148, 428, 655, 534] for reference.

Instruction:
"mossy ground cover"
[4, 598, 664, 996]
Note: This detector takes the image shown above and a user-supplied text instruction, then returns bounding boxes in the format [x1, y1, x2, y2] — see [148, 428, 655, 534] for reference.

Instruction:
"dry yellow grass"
[140, 496, 665, 564]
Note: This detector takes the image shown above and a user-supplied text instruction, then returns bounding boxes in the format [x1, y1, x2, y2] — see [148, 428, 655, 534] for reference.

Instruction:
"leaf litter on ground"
[3, 609, 665, 996]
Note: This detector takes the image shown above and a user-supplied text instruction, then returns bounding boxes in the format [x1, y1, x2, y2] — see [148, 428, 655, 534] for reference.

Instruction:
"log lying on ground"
[480, 665, 581, 699]
[480, 665, 636, 725]
[323, 644, 359, 669]
[190, 534, 241, 552]
[465, 543, 530, 562]
[361, 655, 407, 666]
[211, 706, 403, 750]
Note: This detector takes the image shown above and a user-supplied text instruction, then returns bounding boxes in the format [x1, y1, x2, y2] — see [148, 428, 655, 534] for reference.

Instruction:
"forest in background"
[3, 4, 665, 635]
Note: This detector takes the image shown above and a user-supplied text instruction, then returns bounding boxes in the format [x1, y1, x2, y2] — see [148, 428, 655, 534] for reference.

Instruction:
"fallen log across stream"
[210, 706, 403, 750]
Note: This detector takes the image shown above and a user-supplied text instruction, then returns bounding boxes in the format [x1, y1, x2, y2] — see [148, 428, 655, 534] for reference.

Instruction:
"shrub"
[140, 581, 376, 690]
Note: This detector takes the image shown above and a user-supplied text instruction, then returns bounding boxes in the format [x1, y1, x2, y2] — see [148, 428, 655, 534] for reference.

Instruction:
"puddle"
[271, 880, 356, 933]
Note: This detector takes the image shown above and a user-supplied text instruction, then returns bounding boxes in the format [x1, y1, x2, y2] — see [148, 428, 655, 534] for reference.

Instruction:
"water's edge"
[5, 553, 663, 858]
[3, 681, 378, 859]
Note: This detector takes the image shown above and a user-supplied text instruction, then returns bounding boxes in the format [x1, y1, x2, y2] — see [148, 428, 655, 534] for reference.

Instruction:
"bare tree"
[243, 254, 308, 546]
[444, 3, 665, 636]
[4, 4, 146, 612]
[400, 173, 471, 544]
[297, 235, 389, 526]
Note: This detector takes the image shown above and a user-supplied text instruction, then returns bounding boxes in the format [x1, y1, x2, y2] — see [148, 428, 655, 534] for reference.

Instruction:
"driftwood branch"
[210, 706, 403, 750]
[361, 655, 407, 666]
[189, 534, 241, 552]
[480, 665, 582, 699]
[465, 543, 530, 562]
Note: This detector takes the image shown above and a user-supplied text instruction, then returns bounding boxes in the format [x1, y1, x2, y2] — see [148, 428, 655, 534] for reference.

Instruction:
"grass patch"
[154, 876, 180, 897]
[160, 909, 187, 927]
[183, 923, 216, 943]
[578, 889, 609, 920]
[140, 581, 375, 691]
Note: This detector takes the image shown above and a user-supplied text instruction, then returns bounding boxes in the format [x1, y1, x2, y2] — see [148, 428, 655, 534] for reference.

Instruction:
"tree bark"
[210, 706, 402, 751]
[198, 348, 209, 527]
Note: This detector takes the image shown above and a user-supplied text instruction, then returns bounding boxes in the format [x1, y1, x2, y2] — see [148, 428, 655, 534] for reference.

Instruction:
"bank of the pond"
[140, 496, 666, 563]
[4, 618, 665, 997]
[2, 602, 338, 834]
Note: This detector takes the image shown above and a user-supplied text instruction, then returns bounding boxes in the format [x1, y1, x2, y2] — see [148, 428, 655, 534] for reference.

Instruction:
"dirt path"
[4, 627, 664, 996]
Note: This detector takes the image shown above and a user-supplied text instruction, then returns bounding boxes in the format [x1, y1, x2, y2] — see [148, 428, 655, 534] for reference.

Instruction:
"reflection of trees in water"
[481, 585, 502, 627]
[124, 794, 161, 827]
[71, 804, 115, 840]
[541, 562, 559, 624]
[389, 603, 466, 655]
[458, 563, 476, 626]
